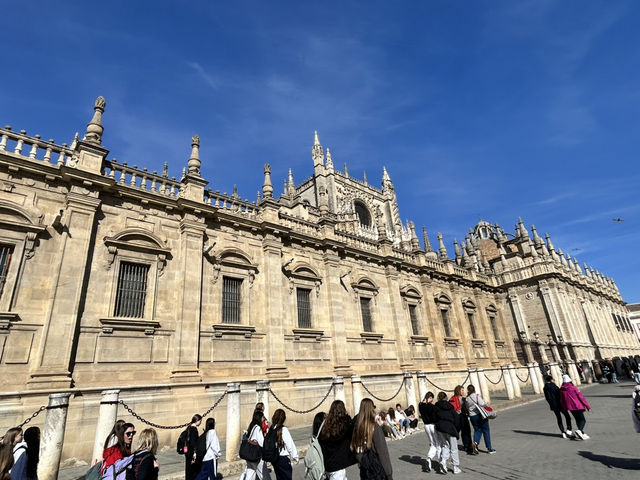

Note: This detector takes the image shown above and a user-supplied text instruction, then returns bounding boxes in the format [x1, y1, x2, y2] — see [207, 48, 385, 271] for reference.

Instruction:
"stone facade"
[0, 98, 638, 462]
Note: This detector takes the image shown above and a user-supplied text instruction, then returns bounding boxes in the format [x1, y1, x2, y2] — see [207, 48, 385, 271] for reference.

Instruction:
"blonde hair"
[350, 398, 376, 452]
[134, 428, 158, 456]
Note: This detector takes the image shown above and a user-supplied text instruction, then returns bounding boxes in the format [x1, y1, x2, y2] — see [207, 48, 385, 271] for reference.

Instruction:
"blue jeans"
[273, 455, 292, 480]
[194, 459, 216, 480]
[469, 414, 493, 451]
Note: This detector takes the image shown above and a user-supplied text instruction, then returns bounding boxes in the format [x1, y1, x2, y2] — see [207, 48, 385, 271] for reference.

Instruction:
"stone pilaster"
[262, 234, 288, 378]
[385, 265, 414, 370]
[324, 251, 351, 375]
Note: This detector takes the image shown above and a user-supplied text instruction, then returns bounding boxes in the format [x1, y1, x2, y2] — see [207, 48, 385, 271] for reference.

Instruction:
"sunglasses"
[125, 431, 136, 437]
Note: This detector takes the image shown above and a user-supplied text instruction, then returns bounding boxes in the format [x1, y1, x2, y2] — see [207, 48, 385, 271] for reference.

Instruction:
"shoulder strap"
[314, 420, 325, 440]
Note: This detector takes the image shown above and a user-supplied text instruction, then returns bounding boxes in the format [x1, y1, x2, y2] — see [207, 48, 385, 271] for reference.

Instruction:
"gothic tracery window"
[354, 200, 371, 227]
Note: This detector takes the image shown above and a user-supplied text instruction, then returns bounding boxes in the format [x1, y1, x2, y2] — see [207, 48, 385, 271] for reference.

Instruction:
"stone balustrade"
[103, 159, 181, 198]
[0, 126, 74, 166]
[205, 190, 258, 219]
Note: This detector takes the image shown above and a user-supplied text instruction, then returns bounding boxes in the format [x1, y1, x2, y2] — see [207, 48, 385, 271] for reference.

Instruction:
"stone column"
[91, 390, 120, 464]
[567, 360, 581, 385]
[170, 218, 206, 382]
[350, 375, 363, 416]
[38, 393, 71, 480]
[225, 383, 241, 462]
[403, 372, 417, 408]
[477, 368, 491, 403]
[533, 362, 545, 393]
[333, 376, 346, 404]
[527, 363, 541, 394]
[502, 365, 515, 399]
[256, 380, 270, 420]
[416, 371, 428, 402]
[549, 362, 562, 385]
[508, 365, 522, 398]
[468, 368, 480, 392]
[582, 360, 594, 383]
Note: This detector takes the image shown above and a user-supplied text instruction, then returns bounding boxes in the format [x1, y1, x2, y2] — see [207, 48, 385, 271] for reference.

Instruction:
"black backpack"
[176, 428, 189, 455]
[195, 432, 208, 462]
[359, 449, 387, 480]
[262, 426, 280, 463]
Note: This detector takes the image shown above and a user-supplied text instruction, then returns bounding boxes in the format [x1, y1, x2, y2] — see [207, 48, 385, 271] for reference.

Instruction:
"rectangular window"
[222, 277, 242, 324]
[0, 244, 13, 300]
[360, 297, 373, 332]
[489, 315, 500, 340]
[467, 312, 477, 339]
[408, 304, 419, 336]
[440, 309, 452, 337]
[612, 313, 621, 330]
[297, 288, 312, 328]
[114, 262, 150, 318]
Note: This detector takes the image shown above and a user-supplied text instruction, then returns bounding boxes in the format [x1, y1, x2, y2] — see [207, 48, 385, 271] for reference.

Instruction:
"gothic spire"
[363, 170, 368, 185]
[422, 226, 434, 252]
[262, 163, 273, 198]
[531, 224, 543, 246]
[437, 233, 448, 259]
[344, 163, 349, 178]
[187, 135, 201, 176]
[325, 147, 334, 171]
[312, 131, 324, 167]
[453, 238, 461, 263]
[84, 96, 106, 144]
[288, 168, 295, 196]
[409, 221, 420, 250]
[518, 217, 530, 240]
[382, 166, 391, 182]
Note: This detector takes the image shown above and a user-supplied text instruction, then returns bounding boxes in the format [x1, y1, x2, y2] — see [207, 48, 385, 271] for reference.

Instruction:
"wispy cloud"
[187, 61, 218, 91]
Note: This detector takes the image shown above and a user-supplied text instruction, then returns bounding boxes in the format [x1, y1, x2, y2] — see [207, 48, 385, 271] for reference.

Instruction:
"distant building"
[0, 97, 637, 392]
[628, 303, 640, 342]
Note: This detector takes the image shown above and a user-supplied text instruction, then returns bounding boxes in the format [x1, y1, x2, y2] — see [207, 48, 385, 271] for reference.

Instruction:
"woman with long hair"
[0, 443, 13, 480]
[385, 408, 403, 439]
[269, 409, 298, 480]
[184, 414, 202, 480]
[312, 412, 326, 438]
[103, 422, 135, 469]
[418, 392, 440, 472]
[130, 428, 159, 480]
[350, 398, 392, 480]
[242, 410, 266, 480]
[194, 418, 221, 480]
[319, 400, 356, 480]
[465, 385, 495, 454]
[103, 420, 125, 450]
[10, 426, 39, 480]
[449, 385, 473, 454]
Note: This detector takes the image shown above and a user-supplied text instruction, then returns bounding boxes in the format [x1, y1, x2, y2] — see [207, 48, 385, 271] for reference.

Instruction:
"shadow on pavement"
[577, 451, 640, 470]
[586, 394, 630, 399]
[512, 429, 562, 438]
[398, 454, 429, 472]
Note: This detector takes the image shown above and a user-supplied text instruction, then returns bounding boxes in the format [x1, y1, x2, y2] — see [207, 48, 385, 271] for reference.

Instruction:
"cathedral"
[0, 97, 637, 461]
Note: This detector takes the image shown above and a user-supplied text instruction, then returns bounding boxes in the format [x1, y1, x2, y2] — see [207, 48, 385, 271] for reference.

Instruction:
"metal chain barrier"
[484, 370, 503, 385]
[514, 369, 531, 383]
[424, 372, 470, 393]
[269, 383, 334, 414]
[118, 389, 227, 430]
[17, 406, 46, 429]
[361, 377, 405, 403]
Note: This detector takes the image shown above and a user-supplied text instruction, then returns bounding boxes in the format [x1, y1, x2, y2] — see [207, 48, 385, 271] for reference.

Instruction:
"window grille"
[222, 277, 242, 324]
[114, 262, 149, 318]
[612, 313, 621, 330]
[440, 309, 452, 337]
[467, 312, 477, 339]
[360, 297, 373, 332]
[489, 315, 500, 340]
[408, 304, 419, 335]
[0, 244, 13, 299]
[297, 288, 312, 328]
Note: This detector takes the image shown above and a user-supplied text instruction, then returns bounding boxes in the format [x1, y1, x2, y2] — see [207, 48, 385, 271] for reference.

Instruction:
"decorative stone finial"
[363, 170, 368, 185]
[84, 96, 106, 144]
[584, 263, 591, 277]
[70, 132, 79, 150]
[437, 233, 448, 259]
[312, 131, 324, 166]
[529, 239, 538, 258]
[326, 148, 334, 170]
[409, 221, 420, 249]
[262, 163, 273, 198]
[531, 225, 543, 246]
[382, 166, 391, 182]
[344, 163, 349, 178]
[518, 217, 530, 239]
[162, 162, 169, 178]
[187, 135, 201, 176]
[232, 184, 238, 199]
[287, 168, 296, 196]
[453, 238, 461, 260]
[545, 233, 555, 251]
[422, 226, 433, 252]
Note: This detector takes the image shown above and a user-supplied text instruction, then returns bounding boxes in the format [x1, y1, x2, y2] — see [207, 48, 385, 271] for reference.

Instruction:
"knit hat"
[562, 374, 572, 384]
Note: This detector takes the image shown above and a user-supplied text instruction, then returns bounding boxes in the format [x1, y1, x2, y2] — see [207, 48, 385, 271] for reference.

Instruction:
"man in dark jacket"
[543, 376, 573, 438]
[434, 392, 462, 475]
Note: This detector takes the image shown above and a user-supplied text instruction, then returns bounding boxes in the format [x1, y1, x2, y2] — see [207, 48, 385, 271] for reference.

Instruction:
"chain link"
[118, 390, 227, 430]
[269, 384, 334, 414]
[484, 370, 503, 385]
[17, 406, 46, 429]
[424, 372, 470, 393]
[514, 369, 531, 383]
[360, 377, 405, 403]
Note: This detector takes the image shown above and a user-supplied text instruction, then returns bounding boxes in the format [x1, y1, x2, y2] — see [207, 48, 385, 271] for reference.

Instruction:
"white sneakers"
[453, 466, 462, 474]
[574, 429, 590, 440]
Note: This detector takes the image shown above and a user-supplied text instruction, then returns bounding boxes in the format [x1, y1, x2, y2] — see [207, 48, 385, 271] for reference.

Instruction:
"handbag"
[239, 427, 263, 462]
[470, 394, 497, 420]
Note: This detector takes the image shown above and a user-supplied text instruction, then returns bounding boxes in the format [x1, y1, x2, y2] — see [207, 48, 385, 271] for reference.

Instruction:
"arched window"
[354, 200, 371, 227]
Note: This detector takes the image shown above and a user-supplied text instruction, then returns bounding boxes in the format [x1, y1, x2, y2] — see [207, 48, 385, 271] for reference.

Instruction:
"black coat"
[434, 400, 459, 438]
[418, 401, 438, 425]
[543, 382, 561, 411]
[319, 417, 357, 472]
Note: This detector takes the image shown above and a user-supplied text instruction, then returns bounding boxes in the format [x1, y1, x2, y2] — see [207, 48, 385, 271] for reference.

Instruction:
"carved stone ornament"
[525, 292, 534, 300]
[24, 232, 38, 259]
[211, 260, 221, 284]
[157, 253, 167, 276]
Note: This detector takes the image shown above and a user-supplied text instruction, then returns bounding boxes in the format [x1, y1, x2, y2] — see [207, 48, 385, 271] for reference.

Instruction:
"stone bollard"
[582, 361, 594, 383]
[350, 375, 363, 415]
[502, 366, 515, 399]
[256, 380, 270, 420]
[333, 376, 346, 404]
[416, 371, 428, 402]
[403, 372, 417, 409]
[468, 368, 480, 392]
[508, 365, 522, 398]
[527, 363, 541, 394]
[549, 362, 562, 385]
[477, 368, 491, 403]
[38, 393, 71, 480]
[533, 362, 545, 394]
[91, 389, 120, 464]
[225, 383, 241, 463]
[567, 361, 581, 385]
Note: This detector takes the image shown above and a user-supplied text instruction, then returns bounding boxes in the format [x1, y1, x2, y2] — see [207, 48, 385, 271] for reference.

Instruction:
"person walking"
[559, 374, 591, 440]
[195, 418, 221, 480]
[9, 426, 39, 480]
[465, 385, 495, 454]
[242, 410, 267, 480]
[350, 398, 393, 480]
[449, 385, 473, 454]
[183, 415, 202, 480]
[434, 391, 461, 475]
[632, 385, 640, 433]
[543, 375, 573, 438]
[418, 392, 440, 472]
[269, 409, 298, 480]
[129, 428, 159, 480]
[319, 400, 356, 480]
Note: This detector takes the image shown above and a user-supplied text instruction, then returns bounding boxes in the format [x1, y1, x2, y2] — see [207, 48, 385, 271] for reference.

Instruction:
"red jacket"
[102, 445, 126, 468]
[560, 382, 591, 412]
[449, 395, 462, 413]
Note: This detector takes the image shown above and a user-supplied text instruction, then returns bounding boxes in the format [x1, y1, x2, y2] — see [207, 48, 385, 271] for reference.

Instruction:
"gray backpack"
[304, 421, 325, 480]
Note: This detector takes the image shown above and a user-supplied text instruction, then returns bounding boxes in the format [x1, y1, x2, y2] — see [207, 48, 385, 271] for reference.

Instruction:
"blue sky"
[2, 1, 639, 301]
